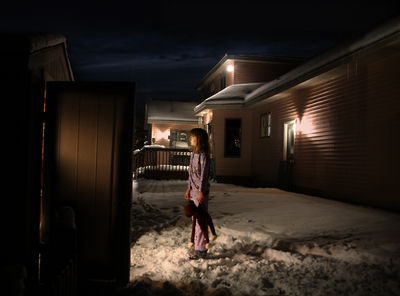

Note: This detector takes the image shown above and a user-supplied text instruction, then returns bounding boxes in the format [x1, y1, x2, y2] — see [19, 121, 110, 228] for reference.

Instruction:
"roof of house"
[146, 98, 200, 124]
[195, 13, 400, 114]
[1, 33, 66, 52]
[194, 83, 265, 111]
[0, 33, 74, 81]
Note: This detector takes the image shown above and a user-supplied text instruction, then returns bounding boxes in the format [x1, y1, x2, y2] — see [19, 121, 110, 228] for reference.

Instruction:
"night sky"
[1, 1, 400, 111]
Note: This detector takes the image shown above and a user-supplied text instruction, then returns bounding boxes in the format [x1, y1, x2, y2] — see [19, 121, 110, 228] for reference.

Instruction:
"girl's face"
[189, 135, 197, 147]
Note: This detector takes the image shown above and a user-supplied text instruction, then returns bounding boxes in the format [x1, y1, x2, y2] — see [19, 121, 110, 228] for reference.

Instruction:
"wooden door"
[43, 81, 135, 286]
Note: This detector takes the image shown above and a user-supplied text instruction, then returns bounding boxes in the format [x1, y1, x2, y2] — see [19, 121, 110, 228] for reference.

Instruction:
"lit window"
[261, 113, 271, 137]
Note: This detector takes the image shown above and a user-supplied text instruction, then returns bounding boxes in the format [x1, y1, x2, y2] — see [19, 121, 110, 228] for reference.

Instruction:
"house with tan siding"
[145, 98, 199, 147]
[194, 14, 400, 212]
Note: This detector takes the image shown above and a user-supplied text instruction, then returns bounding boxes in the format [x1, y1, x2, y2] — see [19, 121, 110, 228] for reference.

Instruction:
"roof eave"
[195, 53, 230, 90]
[195, 54, 306, 90]
[246, 16, 400, 107]
[194, 101, 245, 115]
[147, 119, 198, 125]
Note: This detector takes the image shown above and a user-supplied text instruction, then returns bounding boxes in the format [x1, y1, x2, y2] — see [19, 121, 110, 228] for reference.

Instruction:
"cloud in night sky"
[1, 1, 400, 107]
[63, 29, 354, 102]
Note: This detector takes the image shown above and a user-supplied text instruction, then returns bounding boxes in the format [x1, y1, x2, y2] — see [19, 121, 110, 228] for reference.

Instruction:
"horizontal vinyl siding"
[234, 61, 300, 84]
[213, 109, 253, 176]
[253, 52, 400, 211]
[29, 45, 71, 81]
[252, 95, 298, 185]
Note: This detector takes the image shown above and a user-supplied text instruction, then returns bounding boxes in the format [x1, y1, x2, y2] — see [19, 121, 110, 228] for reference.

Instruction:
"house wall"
[252, 51, 400, 211]
[29, 44, 72, 82]
[213, 109, 253, 181]
[202, 69, 234, 100]
[152, 123, 197, 147]
[233, 60, 300, 84]
[252, 97, 292, 186]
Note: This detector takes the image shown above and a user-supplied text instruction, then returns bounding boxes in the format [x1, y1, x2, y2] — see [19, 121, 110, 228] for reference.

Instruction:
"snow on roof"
[27, 33, 67, 53]
[194, 83, 265, 112]
[0, 33, 74, 81]
[0, 33, 67, 53]
[146, 98, 200, 124]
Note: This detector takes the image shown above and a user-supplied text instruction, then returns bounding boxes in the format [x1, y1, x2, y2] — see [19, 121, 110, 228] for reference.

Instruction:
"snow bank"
[125, 180, 400, 296]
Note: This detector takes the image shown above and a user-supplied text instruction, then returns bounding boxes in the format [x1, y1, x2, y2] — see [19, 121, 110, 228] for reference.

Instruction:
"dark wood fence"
[133, 147, 190, 180]
[40, 206, 77, 296]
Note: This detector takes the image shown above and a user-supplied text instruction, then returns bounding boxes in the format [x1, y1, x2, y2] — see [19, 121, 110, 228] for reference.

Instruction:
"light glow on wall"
[227, 65, 234, 72]
[155, 130, 170, 140]
[296, 116, 314, 135]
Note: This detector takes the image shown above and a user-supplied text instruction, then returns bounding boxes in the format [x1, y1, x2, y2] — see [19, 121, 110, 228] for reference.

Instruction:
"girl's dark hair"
[190, 128, 210, 157]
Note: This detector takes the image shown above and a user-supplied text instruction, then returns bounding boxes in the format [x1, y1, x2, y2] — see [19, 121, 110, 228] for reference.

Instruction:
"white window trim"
[283, 120, 296, 161]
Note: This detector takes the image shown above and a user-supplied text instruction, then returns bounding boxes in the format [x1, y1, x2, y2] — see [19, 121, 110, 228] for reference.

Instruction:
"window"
[170, 130, 190, 147]
[220, 71, 226, 90]
[225, 119, 241, 157]
[198, 116, 204, 126]
[261, 113, 271, 137]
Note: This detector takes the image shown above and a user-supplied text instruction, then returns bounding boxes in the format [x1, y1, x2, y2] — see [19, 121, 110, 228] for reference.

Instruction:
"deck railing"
[133, 147, 190, 180]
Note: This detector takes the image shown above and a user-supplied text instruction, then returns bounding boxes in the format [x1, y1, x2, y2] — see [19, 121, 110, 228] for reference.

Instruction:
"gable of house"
[195, 54, 305, 101]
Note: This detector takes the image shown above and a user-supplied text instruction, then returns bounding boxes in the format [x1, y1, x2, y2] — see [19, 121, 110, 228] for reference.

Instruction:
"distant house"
[145, 98, 200, 147]
[194, 14, 400, 212]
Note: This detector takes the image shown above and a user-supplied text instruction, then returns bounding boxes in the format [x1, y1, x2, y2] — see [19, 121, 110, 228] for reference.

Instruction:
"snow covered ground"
[127, 179, 400, 296]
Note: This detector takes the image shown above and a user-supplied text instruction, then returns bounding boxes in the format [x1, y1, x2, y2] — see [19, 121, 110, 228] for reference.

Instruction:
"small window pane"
[261, 113, 271, 137]
[220, 72, 226, 90]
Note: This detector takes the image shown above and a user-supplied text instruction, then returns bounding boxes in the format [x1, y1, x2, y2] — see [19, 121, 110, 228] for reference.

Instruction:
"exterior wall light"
[296, 117, 314, 135]
[227, 65, 234, 72]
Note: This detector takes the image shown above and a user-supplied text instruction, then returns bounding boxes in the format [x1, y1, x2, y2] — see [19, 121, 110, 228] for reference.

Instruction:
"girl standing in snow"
[185, 128, 212, 259]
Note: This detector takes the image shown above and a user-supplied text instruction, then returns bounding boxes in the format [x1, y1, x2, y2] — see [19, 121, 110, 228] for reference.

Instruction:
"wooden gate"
[43, 81, 135, 287]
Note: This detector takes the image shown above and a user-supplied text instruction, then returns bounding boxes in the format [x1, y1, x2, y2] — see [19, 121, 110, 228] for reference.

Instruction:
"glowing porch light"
[227, 65, 234, 72]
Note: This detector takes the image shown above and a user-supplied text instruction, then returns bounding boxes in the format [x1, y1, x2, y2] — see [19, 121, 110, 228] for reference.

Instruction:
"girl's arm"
[185, 188, 190, 200]
[198, 154, 210, 194]
[198, 191, 205, 204]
